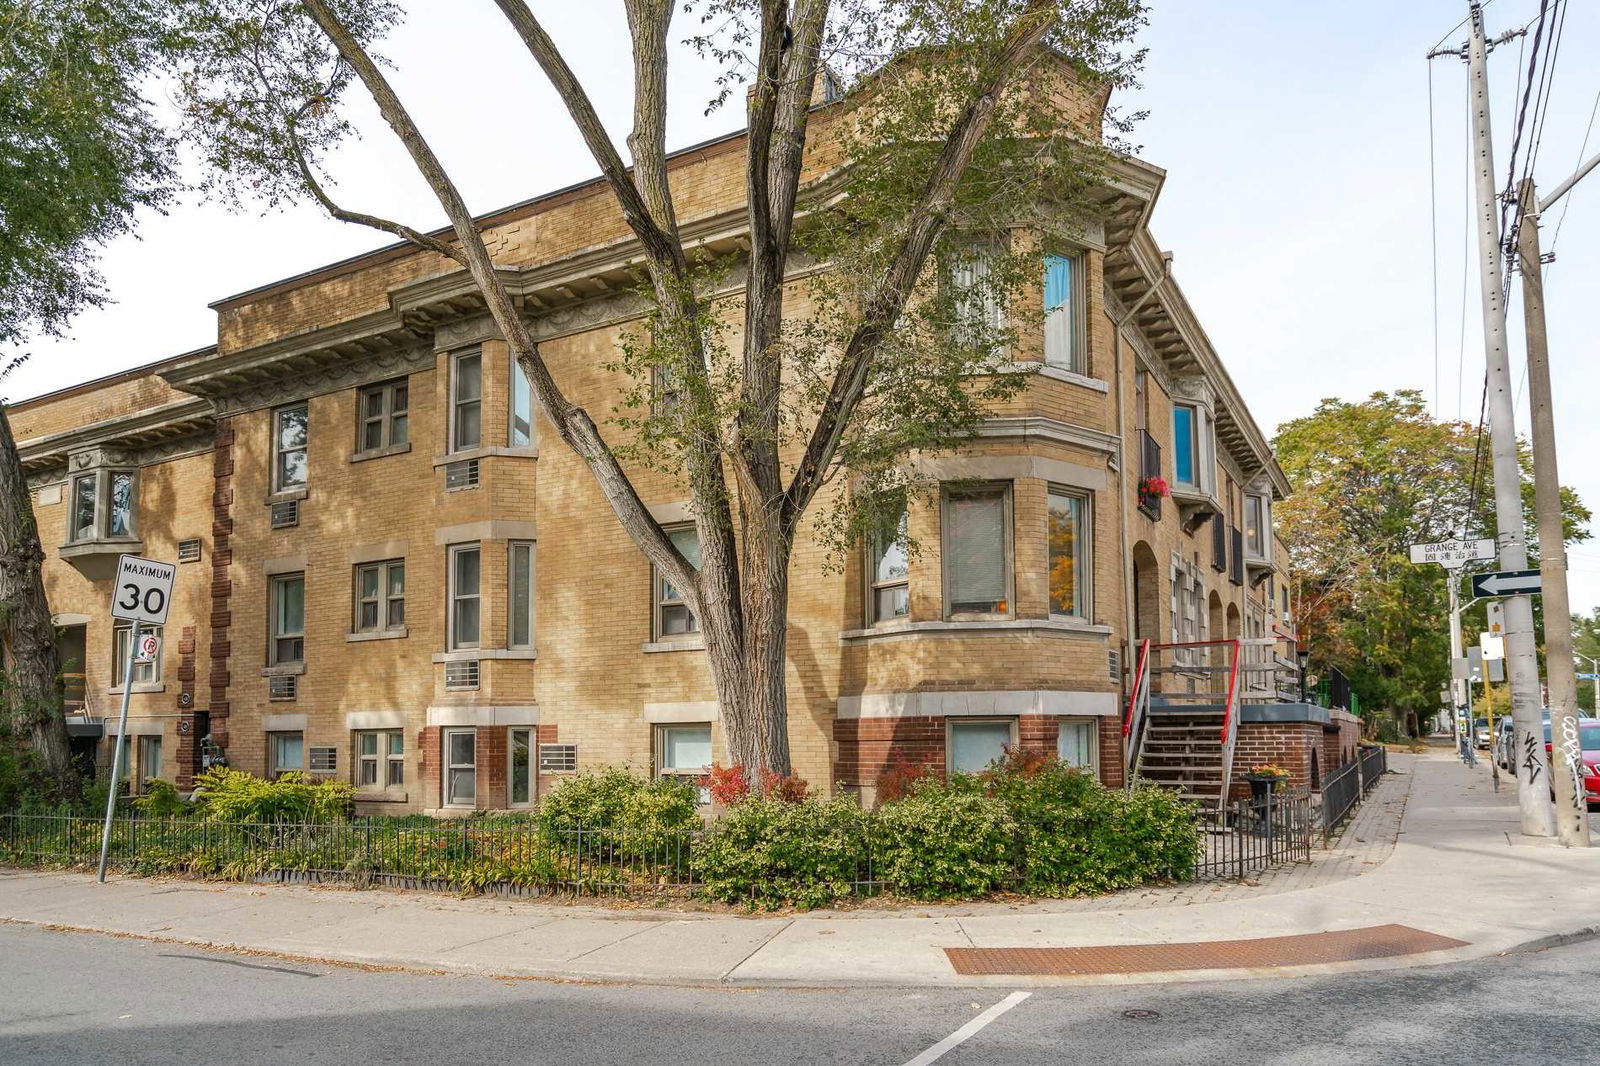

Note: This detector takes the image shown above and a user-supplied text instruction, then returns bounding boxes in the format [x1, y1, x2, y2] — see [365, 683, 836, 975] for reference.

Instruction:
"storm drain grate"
[944, 924, 1468, 976]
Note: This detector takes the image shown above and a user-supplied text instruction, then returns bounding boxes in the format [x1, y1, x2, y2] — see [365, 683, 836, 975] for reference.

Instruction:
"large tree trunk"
[0, 405, 76, 798]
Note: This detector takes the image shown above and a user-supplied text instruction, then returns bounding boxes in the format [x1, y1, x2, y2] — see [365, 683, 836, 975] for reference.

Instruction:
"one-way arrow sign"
[1471, 569, 1543, 598]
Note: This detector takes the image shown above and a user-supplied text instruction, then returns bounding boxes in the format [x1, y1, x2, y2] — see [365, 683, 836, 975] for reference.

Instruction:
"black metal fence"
[1192, 791, 1313, 879]
[1359, 744, 1387, 792]
[1320, 759, 1362, 838]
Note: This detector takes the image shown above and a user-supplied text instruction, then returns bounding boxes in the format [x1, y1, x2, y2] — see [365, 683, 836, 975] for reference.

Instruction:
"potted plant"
[1244, 763, 1290, 806]
[1138, 475, 1169, 507]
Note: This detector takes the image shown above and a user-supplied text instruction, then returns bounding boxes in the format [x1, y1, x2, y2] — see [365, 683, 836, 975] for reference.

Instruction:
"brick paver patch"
[944, 923, 1468, 976]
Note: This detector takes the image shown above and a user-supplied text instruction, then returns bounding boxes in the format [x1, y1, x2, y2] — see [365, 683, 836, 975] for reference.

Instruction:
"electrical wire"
[1549, 84, 1600, 259]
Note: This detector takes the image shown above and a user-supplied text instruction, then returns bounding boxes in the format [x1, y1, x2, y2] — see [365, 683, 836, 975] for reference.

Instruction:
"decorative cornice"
[972, 416, 1121, 459]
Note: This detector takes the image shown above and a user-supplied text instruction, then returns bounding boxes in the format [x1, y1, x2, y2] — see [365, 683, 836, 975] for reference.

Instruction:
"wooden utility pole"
[1518, 177, 1591, 846]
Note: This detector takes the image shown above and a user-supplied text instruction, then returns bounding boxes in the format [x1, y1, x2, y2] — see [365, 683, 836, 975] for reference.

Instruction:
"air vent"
[268, 675, 297, 701]
[177, 539, 202, 563]
[444, 458, 480, 490]
[308, 746, 337, 773]
[270, 499, 300, 528]
[539, 744, 577, 773]
[1108, 648, 1120, 680]
[444, 659, 480, 690]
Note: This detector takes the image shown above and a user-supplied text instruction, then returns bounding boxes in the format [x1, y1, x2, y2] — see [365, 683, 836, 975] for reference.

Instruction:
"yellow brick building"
[11, 96, 1298, 815]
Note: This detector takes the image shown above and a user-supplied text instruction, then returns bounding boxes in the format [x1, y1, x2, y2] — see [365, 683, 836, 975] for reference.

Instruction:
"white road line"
[898, 990, 1032, 1066]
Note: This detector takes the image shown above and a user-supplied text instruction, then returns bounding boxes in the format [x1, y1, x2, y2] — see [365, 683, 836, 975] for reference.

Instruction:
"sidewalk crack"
[718, 918, 794, 982]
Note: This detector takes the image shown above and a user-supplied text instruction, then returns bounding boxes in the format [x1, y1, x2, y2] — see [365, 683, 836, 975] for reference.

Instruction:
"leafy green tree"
[0, 1, 188, 797]
[1571, 609, 1600, 713]
[174, 0, 1148, 779]
[1274, 390, 1590, 735]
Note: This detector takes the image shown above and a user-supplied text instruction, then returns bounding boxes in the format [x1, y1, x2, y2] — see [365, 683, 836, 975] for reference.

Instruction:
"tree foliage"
[1274, 390, 1590, 730]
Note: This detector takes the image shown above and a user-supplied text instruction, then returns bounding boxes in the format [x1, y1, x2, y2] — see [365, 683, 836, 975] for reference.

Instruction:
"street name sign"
[1409, 539, 1496, 568]
[1470, 569, 1543, 598]
[110, 555, 176, 626]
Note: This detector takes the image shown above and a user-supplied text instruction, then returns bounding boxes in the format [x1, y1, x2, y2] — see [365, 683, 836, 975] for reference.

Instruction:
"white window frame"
[66, 469, 138, 543]
[1043, 252, 1085, 373]
[507, 541, 535, 650]
[450, 350, 483, 454]
[508, 351, 534, 447]
[946, 246, 1004, 351]
[447, 544, 481, 650]
[136, 734, 163, 790]
[443, 727, 477, 808]
[272, 403, 309, 493]
[655, 723, 713, 781]
[508, 726, 535, 808]
[653, 525, 701, 641]
[1046, 486, 1092, 620]
[357, 378, 409, 453]
[112, 623, 162, 687]
[353, 559, 405, 634]
[268, 730, 304, 780]
[865, 507, 910, 625]
[941, 483, 1014, 621]
[1056, 717, 1100, 776]
[946, 717, 1017, 775]
[355, 729, 404, 791]
[268, 573, 305, 666]
[1245, 494, 1268, 559]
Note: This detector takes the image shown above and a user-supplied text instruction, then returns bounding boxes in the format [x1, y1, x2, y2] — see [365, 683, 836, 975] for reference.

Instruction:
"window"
[867, 507, 909, 623]
[942, 484, 1012, 618]
[273, 403, 309, 491]
[1172, 403, 1198, 486]
[356, 730, 403, 790]
[1134, 369, 1147, 433]
[113, 624, 162, 686]
[444, 728, 476, 807]
[67, 470, 137, 543]
[652, 364, 683, 417]
[509, 727, 534, 807]
[451, 350, 482, 452]
[508, 541, 535, 649]
[448, 545, 481, 649]
[655, 526, 701, 639]
[947, 247, 1002, 348]
[509, 354, 533, 447]
[269, 731, 304, 780]
[137, 735, 163, 787]
[656, 723, 712, 779]
[1057, 718, 1099, 774]
[269, 574, 305, 665]
[948, 719, 1015, 774]
[357, 379, 409, 453]
[1245, 495, 1267, 557]
[353, 560, 405, 633]
[1047, 488, 1089, 619]
[1043, 254, 1082, 372]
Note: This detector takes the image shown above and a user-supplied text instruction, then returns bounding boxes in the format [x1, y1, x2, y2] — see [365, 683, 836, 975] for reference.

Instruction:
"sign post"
[97, 555, 176, 883]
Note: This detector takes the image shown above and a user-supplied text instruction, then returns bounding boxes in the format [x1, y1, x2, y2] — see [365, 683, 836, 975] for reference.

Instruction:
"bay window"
[509, 727, 534, 807]
[1043, 254, 1082, 373]
[65, 469, 137, 544]
[867, 507, 909, 623]
[444, 728, 476, 807]
[273, 403, 308, 491]
[1172, 403, 1198, 486]
[448, 544, 481, 649]
[1245, 494, 1267, 558]
[510, 353, 534, 447]
[269, 574, 305, 666]
[1047, 488, 1090, 619]
[508, 541, 535, 649]
[451, 350, 482, 452]
[655, 525, 701, 639]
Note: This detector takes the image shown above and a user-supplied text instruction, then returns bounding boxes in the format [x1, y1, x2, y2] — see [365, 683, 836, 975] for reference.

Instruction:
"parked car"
[1542, 717, 1600, 808]
[1496, 718, 1516, 769]
[1474, 717, 1492, 749]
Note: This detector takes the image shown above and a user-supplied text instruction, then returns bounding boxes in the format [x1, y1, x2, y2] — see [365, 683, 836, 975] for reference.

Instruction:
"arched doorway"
[1225, 602, 1241, 641]
[1131, 542, 1160, 647]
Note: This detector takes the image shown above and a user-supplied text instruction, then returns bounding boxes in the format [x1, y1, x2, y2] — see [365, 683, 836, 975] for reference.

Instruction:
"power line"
[1547, 82, 1599, 259]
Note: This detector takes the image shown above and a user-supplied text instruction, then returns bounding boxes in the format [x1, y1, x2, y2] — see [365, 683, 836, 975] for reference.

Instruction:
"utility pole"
[1518, 167, 1597, 846]
[1463, 3, 1555, 836]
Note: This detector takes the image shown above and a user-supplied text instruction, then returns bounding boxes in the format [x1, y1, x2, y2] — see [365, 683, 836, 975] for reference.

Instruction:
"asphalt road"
[1, 923, 1593, 1065]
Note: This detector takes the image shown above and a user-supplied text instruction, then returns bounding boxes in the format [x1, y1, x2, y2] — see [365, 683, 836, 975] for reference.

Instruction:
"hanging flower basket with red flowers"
[1138, 475, 1170, 503]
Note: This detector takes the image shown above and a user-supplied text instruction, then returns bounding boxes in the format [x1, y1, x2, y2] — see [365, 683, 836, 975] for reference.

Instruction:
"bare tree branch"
[299, 0, 701, 611]
[783, 0, 1058, 528]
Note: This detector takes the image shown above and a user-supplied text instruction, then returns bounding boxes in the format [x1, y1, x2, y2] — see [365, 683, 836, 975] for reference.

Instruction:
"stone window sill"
[1000, 362, 1110, 393]
[260, 663, 306, 677]
[265, 487, 309, 505]
[642, 639, 705, 654]
[430, 648, 537, 662]
[351, 442, 412, 464]
[354, 790, 408, 803]
[431, 445, 538, 467]
[839, 618, 1113, 642]
[59, 537, 142, 559]
[106, 683, 165, 695]
[346, 627, 408, 643]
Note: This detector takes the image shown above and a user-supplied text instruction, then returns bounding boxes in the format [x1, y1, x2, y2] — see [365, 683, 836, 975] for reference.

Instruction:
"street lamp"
[1297, 647, 1311, 703]
[1575, 652, 1600, 713]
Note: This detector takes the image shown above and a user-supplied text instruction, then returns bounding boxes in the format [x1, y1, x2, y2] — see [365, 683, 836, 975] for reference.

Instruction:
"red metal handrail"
[1122, 638, 1152, 737]
[1219, 640, 1242, 745]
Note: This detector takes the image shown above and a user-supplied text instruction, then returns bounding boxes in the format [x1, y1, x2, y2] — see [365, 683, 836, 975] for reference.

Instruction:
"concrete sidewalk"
[3, 749, 1597, 987]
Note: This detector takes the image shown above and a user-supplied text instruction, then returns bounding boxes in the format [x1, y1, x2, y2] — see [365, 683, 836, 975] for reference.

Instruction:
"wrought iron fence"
[1320, 758, 1362, 839]
[1192, 791, 1313, 879]
[1359, 744, 1387, 793]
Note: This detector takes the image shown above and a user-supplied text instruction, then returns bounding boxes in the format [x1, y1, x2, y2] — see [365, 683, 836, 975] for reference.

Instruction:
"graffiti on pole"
[1558, 715, 1586, 815]
[1521, 731, 1545, 784]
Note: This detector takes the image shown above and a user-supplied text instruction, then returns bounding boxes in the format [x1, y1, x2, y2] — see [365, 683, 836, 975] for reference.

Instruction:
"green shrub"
[190, 767, 353, 823]
[536, 767, 644, 835]
[616, 778, 698, 860]
[538, 767, 699, 864]
[694, 797, 867, 909]
[874, 789, 1017, 899]
[133, 778, 188, 818]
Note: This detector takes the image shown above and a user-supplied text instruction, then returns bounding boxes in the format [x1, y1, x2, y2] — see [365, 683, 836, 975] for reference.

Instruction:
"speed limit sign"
[111, 555, 176, 626]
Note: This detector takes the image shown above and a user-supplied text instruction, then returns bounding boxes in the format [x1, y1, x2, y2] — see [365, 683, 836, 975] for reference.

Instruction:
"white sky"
[8, 1, 1600, 609]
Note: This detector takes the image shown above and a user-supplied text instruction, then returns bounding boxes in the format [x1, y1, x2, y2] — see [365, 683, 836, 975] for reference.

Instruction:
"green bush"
[537, 767, 699, 863]
[190, 767, 353, 823]
[536, 767, 645, 835]
[693, 797, 867, 909]
[874, 789, 1017, 900]
[133, 778, 188, 818]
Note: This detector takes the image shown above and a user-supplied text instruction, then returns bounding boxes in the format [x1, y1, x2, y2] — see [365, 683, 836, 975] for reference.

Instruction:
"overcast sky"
[8, 2, 1600, 608]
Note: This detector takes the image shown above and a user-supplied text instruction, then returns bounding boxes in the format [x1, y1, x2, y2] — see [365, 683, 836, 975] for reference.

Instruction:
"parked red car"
[1543, 719, 1600, 807]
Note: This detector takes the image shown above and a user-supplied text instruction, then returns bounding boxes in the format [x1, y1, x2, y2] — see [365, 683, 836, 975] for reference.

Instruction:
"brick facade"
[9, 71, 1292, 813]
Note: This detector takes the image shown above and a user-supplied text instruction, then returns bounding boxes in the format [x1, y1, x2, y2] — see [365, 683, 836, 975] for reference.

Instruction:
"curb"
[1502, 926, 1600, 956]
